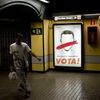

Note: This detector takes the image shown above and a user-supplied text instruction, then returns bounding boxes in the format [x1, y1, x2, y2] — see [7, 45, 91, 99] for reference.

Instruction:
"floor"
[0, 70, 100, 100]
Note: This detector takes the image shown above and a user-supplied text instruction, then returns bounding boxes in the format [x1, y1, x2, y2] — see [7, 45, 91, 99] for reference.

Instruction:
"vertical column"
[31, 21, 44, 71]
[43, 19, 49, 71]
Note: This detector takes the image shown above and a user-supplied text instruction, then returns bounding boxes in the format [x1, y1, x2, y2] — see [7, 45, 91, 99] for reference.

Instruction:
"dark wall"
[0, 20, 31, 71]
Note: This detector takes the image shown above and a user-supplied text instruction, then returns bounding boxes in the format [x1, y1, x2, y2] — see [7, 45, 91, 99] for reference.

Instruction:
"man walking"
[9, 33, 40, 98]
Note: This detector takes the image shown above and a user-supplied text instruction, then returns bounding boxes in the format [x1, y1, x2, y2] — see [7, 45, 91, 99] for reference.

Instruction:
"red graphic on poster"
[56, 30, 78, 51]
[56, 40, 78, 50]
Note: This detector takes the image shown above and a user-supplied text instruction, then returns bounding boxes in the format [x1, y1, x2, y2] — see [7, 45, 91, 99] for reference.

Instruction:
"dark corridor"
[0, 20, 31, 71]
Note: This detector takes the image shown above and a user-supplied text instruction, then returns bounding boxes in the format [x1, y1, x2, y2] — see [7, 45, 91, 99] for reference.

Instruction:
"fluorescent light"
[39, 0, 50, 3]
[83, 13, 100, 16]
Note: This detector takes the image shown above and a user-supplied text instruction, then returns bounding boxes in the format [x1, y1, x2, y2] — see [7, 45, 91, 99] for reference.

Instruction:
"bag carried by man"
[8, 71, 18, 80]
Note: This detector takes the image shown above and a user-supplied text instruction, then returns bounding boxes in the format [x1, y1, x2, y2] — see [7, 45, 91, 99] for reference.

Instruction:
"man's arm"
[10, 54, 14, 71]
[29, 51, 41, 61]
[25, 43, 41, 61]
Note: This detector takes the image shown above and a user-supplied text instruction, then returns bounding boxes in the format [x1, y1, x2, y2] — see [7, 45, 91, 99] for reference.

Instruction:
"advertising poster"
[53, 23, 83, 68]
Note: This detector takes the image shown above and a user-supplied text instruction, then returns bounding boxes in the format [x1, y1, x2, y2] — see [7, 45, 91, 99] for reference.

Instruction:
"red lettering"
[61, 58, 67, 64]
[77, 58, 80, 64]
[56, 58, 80, 65]
[68, 59, 71, 64]
[71, 58, 76, 64]
[56, 58, 61, 64]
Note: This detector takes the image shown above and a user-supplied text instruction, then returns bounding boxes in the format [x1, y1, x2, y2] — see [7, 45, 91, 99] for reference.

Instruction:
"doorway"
[0, 20, 31, 71]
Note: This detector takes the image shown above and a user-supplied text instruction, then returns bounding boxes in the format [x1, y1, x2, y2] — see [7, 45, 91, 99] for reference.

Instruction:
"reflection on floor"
[0, 70, 100, 100]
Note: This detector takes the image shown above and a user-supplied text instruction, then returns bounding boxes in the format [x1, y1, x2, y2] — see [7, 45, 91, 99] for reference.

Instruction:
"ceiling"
[0, 5, 39, 22]
[46, 0, 100, 16]
[0, 0, 100, 21]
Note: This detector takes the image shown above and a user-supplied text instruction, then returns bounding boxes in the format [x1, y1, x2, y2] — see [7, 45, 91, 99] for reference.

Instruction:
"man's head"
[60, 30, 74, 51]
[16, 33, 23, 45]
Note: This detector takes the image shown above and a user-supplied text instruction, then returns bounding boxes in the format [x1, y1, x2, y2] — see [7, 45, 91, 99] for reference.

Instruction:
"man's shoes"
[18, 84, 24, 91]
[23, 94, 30, 98]
[18, 88, 23, 91]
[23, 91, 31, 98]
[27, 90, 31, 95]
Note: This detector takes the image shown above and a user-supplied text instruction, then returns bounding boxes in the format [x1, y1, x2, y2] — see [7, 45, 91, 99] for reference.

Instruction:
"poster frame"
[53, 23, 84, 70]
